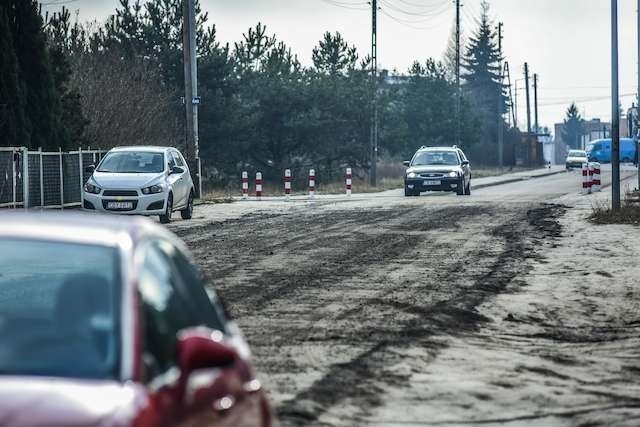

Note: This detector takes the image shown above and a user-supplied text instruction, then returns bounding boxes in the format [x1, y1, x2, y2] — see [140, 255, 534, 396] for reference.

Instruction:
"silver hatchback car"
[83, 146, 195, 224]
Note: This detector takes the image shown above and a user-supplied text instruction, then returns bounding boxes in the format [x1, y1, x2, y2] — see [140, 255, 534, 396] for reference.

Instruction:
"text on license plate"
[423, 180, 441, 186]
[107, 201, 133, 210]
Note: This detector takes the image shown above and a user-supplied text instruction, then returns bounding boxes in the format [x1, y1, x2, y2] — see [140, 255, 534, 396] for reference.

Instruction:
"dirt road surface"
[173, 166, 640, 426]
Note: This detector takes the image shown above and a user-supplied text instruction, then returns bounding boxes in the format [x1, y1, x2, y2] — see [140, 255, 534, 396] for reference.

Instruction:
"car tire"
[464, 181, 471, 196]
[404, 187, 418, 197]
[181, 192, 194, 220]
[623, 157, 632, 163]
[159, 193, 173, 224]
[456, 179, 465, 196]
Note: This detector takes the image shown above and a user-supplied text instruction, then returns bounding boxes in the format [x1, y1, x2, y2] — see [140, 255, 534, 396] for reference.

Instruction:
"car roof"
[108, 146, 176, 153]
[0, 212, 172, 248]
[416, 146, 459, 152]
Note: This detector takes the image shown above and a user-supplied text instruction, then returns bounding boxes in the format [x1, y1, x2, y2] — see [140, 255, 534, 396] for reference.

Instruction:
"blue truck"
[585, 138, 637, 164]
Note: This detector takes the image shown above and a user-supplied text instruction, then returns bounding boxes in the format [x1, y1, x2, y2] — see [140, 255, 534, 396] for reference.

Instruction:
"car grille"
[419, 173, 446, 178]
[103, 190, 139, 197]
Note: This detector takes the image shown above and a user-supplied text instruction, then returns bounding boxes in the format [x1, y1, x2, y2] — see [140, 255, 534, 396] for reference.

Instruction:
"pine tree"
[562, 103, 583, 149]
[312, 32, 358, 76]
[462, 1, 506, 150]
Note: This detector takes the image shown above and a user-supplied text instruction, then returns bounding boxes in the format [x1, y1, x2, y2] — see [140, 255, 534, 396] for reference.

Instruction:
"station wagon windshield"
[412, 151, 460, 166]
[0, 240, 120, 380]
[98, 152, 165, 173]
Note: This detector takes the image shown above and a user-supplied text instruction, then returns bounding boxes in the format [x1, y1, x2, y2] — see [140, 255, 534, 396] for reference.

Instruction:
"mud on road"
[175, 201, 567, 426]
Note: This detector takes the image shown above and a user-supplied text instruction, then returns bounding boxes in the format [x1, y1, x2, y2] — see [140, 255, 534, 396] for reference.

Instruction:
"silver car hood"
[407, 165, 462, 174]
[91, 172, 164, 190]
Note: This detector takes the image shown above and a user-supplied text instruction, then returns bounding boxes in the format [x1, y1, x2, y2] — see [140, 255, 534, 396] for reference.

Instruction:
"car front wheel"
[181, 192, 194, 220]
[160, 194, 173, 224]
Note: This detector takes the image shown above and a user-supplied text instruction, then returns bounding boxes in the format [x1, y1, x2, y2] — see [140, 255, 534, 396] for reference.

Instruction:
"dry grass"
[590, 189, 640, 225]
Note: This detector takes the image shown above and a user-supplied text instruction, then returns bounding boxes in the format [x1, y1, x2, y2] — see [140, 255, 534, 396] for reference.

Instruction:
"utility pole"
[455, 0, 461, 147]
[533, 73, 539, 134]
[611, 0, 621, 210]
[370, 0, 378, 186]
[497, 22, 504, 168]
[524, 63, 532, 135]
[182, 0, 202, 198]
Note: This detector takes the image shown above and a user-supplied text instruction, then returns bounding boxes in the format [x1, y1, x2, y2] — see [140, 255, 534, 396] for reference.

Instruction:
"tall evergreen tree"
[562, 103, 584, 149]
[462, 1, 506, 152]
[0, 4, 26, 146]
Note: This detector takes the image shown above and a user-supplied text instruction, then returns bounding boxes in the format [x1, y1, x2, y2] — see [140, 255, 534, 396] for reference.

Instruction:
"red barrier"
[346, 168, 352, 196]
[256, 172, 263, 200]
[309, 169, 316, 199]
[284, 169, 291, 199]
[242, 171, 248, 200]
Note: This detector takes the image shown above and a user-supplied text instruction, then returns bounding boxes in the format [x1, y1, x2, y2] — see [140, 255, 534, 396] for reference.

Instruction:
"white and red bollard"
[284, 169, 292, 200]
[582, 163, 592, 194]
[346, 168, 352, 196]
[256, 172, 263, 200]
[592, 162, 601, 192]
[242, 171, 249, 200]
[309, 169, 316, 199]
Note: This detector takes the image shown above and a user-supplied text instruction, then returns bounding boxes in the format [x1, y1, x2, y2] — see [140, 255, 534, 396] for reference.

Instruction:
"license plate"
[423, 180, 441, 186]
[107, 201, 133, 210]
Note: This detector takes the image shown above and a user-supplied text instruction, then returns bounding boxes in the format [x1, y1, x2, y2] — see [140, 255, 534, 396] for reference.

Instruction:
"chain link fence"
[0, 147, 106, 209]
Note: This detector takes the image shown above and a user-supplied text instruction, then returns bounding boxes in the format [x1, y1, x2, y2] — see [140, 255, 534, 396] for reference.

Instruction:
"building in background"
[552, 117, 629, 164]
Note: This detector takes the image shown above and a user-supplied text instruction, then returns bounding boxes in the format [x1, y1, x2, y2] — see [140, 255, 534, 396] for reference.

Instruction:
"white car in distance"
[83, 146, 195, 224]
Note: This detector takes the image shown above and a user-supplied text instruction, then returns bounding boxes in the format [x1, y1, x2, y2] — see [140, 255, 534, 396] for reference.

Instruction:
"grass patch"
[590, 190, 640, 225]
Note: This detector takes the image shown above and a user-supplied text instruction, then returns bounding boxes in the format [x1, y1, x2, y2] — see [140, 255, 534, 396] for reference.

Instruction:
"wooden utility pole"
[497, 22, 504, 168]
[533, 73, 539, 134]
[455, 0, 461, 147]
[182, 0, 202, 197]
[369, 0, 378, 186]
[524, 62, 532, 134]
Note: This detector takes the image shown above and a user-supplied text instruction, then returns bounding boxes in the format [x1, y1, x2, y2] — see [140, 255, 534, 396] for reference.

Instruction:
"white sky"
[43, 0, 639, 134]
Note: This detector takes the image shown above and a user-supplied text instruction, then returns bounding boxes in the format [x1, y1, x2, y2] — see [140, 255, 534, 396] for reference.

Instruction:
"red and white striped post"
[582, 163, 591, 194]
[284, 169, 292, 200]
[255, 172, 263, 200]
[592, 162, 601, 192]
[309, 169, 316, 199]
[242, 171, 249, 200]
[588, 163, 595, 194]
[346, 168, 352, 196]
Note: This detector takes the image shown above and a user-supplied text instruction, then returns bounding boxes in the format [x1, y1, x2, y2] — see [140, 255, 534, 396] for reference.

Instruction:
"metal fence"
[0, 147, 106, 209]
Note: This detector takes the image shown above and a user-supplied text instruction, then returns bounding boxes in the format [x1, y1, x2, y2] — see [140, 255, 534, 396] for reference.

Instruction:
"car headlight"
[448, 171, 459, 178]
[84, 180, 101, 194]
[407, 172, 417, 179]
[142, 184, 164, 195]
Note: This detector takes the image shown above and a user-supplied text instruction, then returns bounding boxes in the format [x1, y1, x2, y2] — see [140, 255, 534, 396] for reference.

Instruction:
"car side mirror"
[170, 166, 185, 175]
[177, 327, 237, 375]
[403, 161, 410, 167]
[461, 160, 470, 166]
[85, 164, 95, 174]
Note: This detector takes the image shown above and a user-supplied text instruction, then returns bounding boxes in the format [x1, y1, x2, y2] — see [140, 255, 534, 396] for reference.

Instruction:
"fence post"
[39, 148, 44, 208]
[79, 147, 84, 208]
[59, 148, 64, 210]
[23, 148, 29, 210]
[11, 148, 16, 209]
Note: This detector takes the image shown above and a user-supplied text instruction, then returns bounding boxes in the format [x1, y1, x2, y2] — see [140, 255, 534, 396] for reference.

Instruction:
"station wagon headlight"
[84, 180, 101, 194]
[142, 184, 164, 195]
[407, 172, 417, 178]
[448, 171, 459, 178]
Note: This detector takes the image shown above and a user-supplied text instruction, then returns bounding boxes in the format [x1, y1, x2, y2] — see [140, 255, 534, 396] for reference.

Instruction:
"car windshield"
[412, 151, 460, 166]
[0, 239, 120, 380]
[98, 151, 165, 173]
[568, 151, 586, 157]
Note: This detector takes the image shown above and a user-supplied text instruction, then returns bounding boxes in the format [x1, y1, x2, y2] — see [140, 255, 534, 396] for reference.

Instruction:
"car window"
[412, 151, 460, 166]
[98, 152, 165, 174]
[171, 151, 185, 167]
[156, 242, 227, 333]
[137, 241, 201, 378]
[458, 150, 468, 162]
[167, 153, 176, 169]
[0, 239, 120, 380]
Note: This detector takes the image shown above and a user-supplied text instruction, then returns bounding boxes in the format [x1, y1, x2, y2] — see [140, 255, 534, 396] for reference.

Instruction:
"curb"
[471, 169, 566, 191]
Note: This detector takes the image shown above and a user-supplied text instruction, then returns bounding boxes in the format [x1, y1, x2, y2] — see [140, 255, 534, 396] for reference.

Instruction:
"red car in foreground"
[0, 213, 272, 427]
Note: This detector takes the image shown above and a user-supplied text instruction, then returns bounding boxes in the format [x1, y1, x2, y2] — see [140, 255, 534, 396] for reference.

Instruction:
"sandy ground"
[170, 165, 640, 426]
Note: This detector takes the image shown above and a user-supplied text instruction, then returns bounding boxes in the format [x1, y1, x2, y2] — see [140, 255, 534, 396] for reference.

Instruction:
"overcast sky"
[43, 0, 638, 133]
